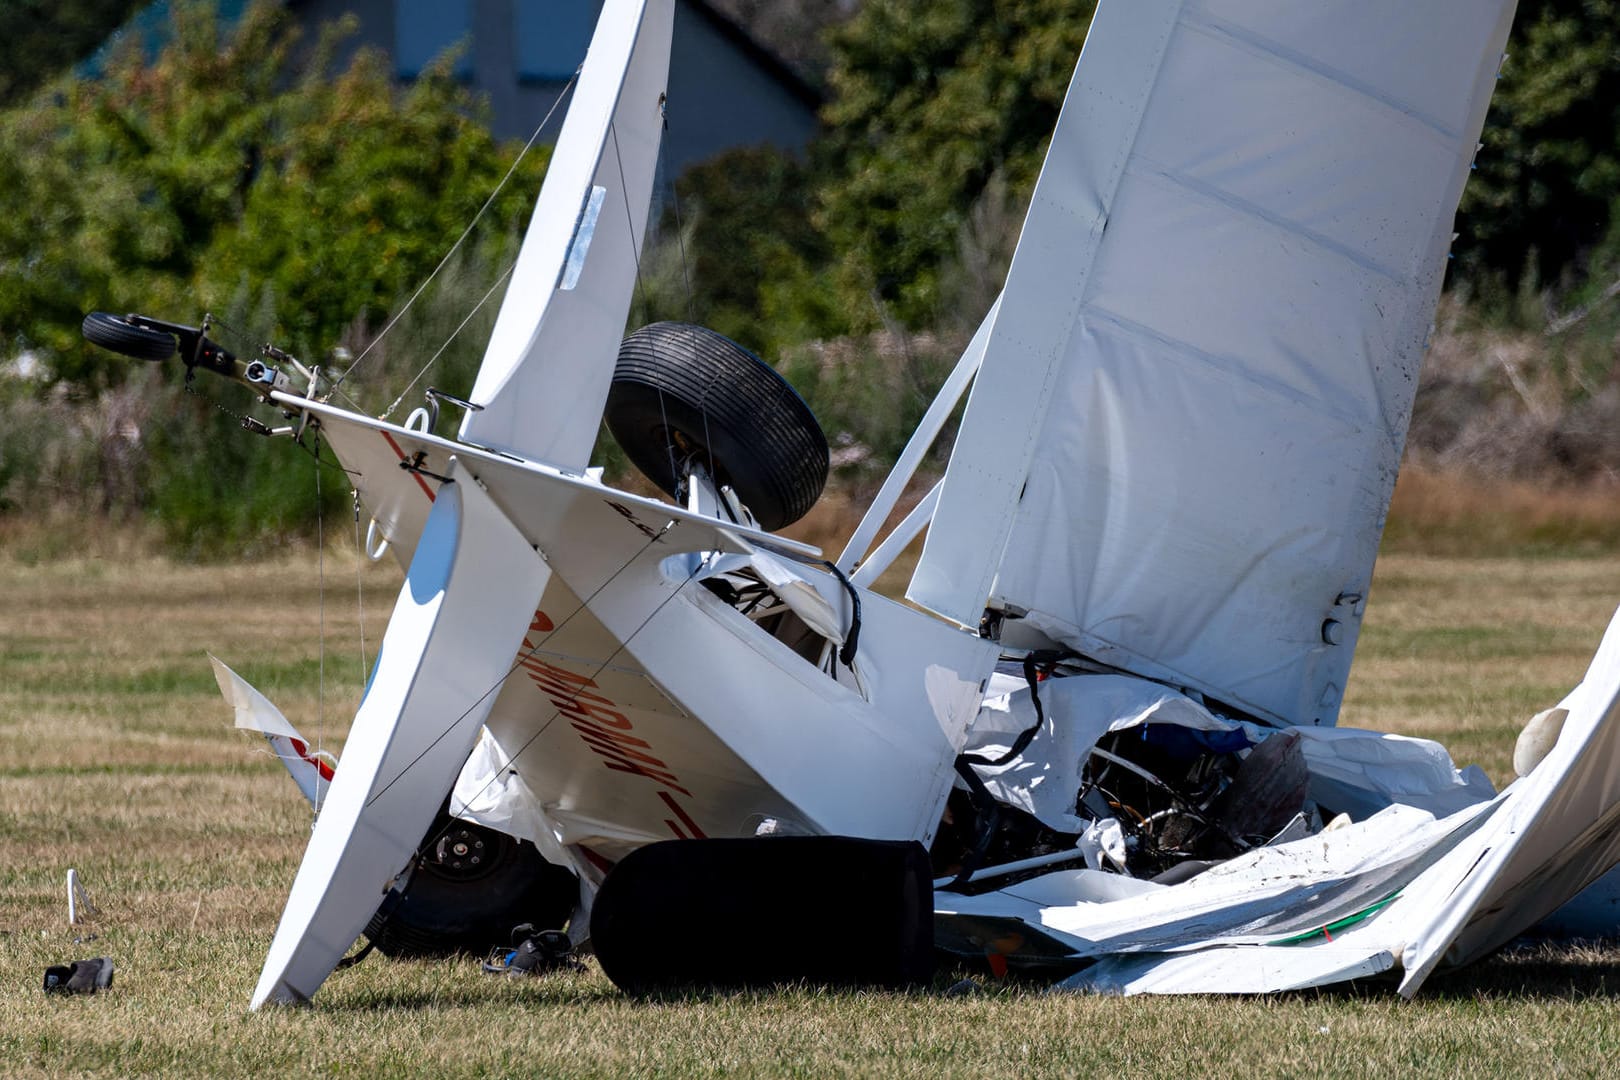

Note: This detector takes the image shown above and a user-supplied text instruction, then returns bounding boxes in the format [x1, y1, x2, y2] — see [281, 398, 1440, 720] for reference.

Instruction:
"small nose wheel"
[80, 312, 178, 362]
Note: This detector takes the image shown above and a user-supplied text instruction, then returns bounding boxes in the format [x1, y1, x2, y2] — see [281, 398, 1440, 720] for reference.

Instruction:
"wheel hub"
[429, 825, 500, 881]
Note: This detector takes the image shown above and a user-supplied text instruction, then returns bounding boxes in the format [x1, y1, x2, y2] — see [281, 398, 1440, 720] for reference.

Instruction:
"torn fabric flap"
[1057, 933, 1399, 996]
[745, 550, 845, 643]
[211, 653, 304, 741]
[939, 799, 1495, 989]
[961, 674, 1244, 832]
[210, 653, 333, 808]
[451, 727, 572, 870]
[1393, 602, 1620, 994]
[961, 672, 1497, 836]
[1078, 817, 1128, 873]
[1253, 725, 1498, 821]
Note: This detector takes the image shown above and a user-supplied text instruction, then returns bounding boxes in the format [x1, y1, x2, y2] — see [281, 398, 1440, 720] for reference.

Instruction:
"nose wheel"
[363, 813, 579, 958]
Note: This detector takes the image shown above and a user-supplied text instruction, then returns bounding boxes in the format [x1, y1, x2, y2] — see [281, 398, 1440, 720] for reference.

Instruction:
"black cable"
[335, 881, 407, 970]
[334, 937, 377, 970]
[947, 755, 1004, 888]
[946, 649, 1075, 887]
[820, 560, 862, 666]
[960, 650, 1070, 769]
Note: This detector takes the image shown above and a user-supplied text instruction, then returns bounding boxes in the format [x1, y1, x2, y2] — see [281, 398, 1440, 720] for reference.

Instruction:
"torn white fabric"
[746, 550, 846, 644]
[1058, 931, 1398, 995]
[212, 653, 303, 741]
[961, 671, 1496, 837]
[211, 653, 333, 809]
[1079, 817, 1129, 873]
[1394, 603, 1620, 994]
[962, 673, 1243, 833]
[451, 727, 572, 869]
[947, 607, 1620, 996]
[1265, 725, 1497, 820]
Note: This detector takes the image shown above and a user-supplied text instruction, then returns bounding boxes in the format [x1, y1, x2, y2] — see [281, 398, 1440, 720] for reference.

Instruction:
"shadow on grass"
[322, 971, 978, 1013]
[315, 972, 623, 1013]
[1418, 940, 1620, 1000]
[1284, 939, 1620, 1003]
[298, 940, 1620, 1013]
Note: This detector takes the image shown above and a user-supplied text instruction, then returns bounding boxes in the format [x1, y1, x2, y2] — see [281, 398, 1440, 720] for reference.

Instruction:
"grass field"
[3, 531, 1620, 1076]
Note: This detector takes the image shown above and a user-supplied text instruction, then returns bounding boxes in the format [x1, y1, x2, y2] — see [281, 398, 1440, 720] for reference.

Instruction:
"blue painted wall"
[289, 0, 820, 176]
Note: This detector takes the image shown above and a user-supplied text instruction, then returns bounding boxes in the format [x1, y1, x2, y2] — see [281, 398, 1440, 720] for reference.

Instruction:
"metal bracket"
[400, 451, 455, 485]
[422, 387, 483, 434]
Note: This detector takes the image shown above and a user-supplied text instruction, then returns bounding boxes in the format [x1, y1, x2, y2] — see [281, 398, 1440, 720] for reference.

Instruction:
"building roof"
[682, 0, 823, 109]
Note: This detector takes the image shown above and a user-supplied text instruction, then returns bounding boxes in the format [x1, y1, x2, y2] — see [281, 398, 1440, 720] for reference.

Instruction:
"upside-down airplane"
[84, 0, 1620, 1007]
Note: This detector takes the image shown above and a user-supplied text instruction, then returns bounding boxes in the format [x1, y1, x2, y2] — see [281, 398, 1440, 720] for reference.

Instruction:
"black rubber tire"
[364, 814, 578, 958]
[606, 322, 828, 532]
[81, 311, 176, 362]
[590, 836, 934, 994]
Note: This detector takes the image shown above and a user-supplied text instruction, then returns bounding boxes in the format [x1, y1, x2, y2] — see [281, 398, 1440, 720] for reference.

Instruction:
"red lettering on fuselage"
[515, 609, 702, 837]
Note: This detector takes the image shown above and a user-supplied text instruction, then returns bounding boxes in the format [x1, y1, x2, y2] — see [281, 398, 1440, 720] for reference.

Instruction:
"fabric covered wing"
[460, 0, 672, 469]
[909, 0, 1517, 726]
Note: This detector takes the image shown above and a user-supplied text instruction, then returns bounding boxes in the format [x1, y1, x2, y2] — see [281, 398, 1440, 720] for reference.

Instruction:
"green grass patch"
[1, 548, 1618, 1076]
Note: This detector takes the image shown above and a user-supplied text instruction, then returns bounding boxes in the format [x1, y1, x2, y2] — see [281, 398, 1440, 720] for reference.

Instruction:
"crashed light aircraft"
[84, 0, 1620, 1005]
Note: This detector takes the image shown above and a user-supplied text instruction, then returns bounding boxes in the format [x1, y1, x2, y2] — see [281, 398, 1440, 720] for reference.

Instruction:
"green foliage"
[776, 330, 963, 479]
[804, 0, 1619, 328]
[138, 382, 332, 555]
[0, 1, 545, 386]
[5, 0, 1620, 543]
[814, 0, 1096, 328]
[0, 0, 549, 540]
[668, 146, 828, 352]
[1458, 0, 1620, 292]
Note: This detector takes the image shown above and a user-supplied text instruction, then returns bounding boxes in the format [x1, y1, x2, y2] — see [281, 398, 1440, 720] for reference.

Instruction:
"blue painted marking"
[407, 481, 461, 604]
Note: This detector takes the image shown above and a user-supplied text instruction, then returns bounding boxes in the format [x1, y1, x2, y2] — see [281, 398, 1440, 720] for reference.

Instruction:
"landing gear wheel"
[591, 836, 934, 994]
[363, 814, 578, 958]
[80, 312, 177, 362]
[606, 322, 829, 532]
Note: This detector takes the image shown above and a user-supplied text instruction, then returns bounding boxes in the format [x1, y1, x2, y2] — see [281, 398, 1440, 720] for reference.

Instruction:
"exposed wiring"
[948, 650, 1075, 886]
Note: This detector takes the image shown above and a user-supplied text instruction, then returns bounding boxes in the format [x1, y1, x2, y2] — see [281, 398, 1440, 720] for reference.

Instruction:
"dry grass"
[3, 517, 1620, 1076]
[1384, 465, 1620, 557]
[1407, 294, 1620, 488]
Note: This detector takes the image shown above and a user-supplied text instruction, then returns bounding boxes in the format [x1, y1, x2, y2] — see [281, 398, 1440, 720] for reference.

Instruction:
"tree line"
[0, 0, 1615, 543]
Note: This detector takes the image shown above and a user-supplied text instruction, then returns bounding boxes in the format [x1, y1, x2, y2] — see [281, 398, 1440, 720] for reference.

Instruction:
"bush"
[0, 0, 549, 542]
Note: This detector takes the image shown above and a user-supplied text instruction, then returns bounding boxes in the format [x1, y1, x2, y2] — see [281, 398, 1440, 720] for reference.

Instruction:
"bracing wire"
[363, 513, 696, 815]
[313, 431, 328, 814]
[323, 84, 730, 876]
[666, 114, 698, 327]
[609, 120, 684, 498]
[388, 543, 712, 879]
[351, 490, 370, 725]
[305, 77, 581, 766]
[332, 70, 581, 399]
[360, 532, 711, 906]
[611, 122, 652, 325]
[658, 106, 720, 494]
[380, 262, 516, 419]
